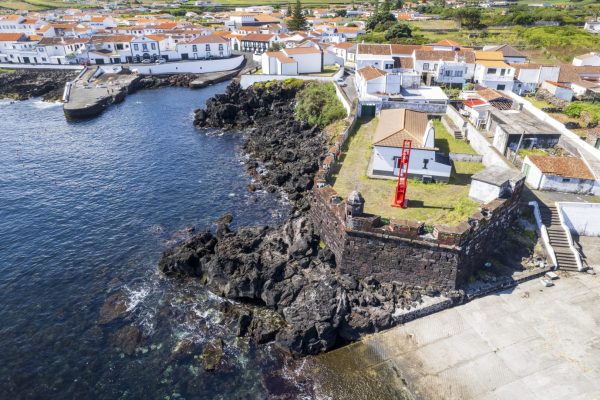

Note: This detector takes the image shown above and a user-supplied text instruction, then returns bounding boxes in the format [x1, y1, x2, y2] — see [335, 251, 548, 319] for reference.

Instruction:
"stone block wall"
[308, 179, 524, 290]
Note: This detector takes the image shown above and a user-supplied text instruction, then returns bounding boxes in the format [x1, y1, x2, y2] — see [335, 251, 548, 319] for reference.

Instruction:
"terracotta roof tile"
[373, 109, 432, 149]
[528, 156, 595, 180]
[357, 65, 386, 81]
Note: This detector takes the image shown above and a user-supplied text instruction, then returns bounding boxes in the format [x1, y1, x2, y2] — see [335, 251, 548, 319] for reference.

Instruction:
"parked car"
[336, 78, 347, 87]
[155, 58, 166, 64]
[141, 59, 152, 64]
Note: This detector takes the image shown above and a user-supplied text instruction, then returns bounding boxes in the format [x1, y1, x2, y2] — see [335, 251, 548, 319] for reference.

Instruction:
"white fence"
[557, 202, 600, 237]
[446, 105, 513, 169]
[99, 56, 244, 75]
[0, 63, 84, 71]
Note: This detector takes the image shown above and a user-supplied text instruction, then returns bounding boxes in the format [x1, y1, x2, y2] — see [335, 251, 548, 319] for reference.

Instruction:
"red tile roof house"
[370, 108, 452, 182]
[522, 155, 599, 195]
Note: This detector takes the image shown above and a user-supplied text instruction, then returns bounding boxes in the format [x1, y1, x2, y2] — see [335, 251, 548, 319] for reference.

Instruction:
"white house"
[413, 49, 476, 87]
[261, 46, 322, 75]
[522, 155, 599, 195]
[35, 36, 89, 64]
[584, 20, 600, 35]
[130, 35, 162, 62]
[540, 80, 574, 102]
[90, 34, 135, 63]
[371, 109, 452, 182]
[474, 51, 515, 91]
[176, 35, 230, 60]
[511, 63, 560, 95]
[240, 33, 280, 53]
[572, 52, 600, 67]
[483, 44, 528, 64]
[469, 166, 524, 204]
[328, 42, 356, 63]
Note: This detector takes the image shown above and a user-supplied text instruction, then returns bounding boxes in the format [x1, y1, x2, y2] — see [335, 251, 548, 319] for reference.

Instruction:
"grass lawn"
[524, 96, 554, 110]
[304, 65, 340, 77]
[330, 118, 480, 226]
[518, 148, 548, 157]
[433, 119, 477, 155]
[0, 68, 16, 74]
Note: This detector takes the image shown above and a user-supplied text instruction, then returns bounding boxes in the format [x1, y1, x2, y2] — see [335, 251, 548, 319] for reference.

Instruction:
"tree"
[453, 8, 481, 30]
[287, 2, 292, 16]
[366, 10, 396, 30]
[394, 0, 403, 10]
[287, 0, 307, 31]
[384, 23, 412, 41]
[382, 0, 392, 14]
[335, 9, 347, 18]
[268, 42, 283, 51]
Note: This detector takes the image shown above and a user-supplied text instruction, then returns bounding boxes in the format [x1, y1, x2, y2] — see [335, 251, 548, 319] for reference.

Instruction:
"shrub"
[564, 102, 600, 124]
[295, 82, 346, 128]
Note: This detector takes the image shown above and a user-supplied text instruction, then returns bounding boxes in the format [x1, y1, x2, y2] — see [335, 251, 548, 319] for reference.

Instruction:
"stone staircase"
[441, 116, 464, 140]
[540, 205, 580, 272]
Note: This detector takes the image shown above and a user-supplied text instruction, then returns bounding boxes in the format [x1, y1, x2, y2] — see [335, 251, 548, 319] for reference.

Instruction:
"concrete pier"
[63, 67, 140, 119]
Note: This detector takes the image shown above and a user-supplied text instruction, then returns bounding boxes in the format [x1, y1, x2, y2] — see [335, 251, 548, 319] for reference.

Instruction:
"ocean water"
[0, 85, 311, 399]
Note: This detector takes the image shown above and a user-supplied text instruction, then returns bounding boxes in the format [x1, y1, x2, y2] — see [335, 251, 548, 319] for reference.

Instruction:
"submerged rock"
[201, 339, 224, 371]
[113, 325, 142, 356]
[98, 291, 129, 324]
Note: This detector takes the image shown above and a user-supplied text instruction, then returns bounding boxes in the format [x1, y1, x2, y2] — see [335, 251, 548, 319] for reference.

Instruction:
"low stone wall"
[449, 152, 483, 162]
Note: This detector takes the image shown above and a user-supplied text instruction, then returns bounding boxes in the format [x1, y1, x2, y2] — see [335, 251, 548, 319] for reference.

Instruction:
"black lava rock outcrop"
[0, 69, 79, 101]
[159, 215, 430, 355]
[160, 81, 432, 355]
[194, 80, 325, 209]
[136, 73, 199, 89]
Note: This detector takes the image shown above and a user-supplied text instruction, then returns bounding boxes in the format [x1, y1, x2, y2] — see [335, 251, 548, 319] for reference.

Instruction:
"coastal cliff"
[159, 81, 445, 355]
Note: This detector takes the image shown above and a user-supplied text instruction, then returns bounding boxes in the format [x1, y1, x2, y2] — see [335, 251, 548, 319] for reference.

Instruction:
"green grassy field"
[330, 118, 480, 226]
[433, 119, 477, 155]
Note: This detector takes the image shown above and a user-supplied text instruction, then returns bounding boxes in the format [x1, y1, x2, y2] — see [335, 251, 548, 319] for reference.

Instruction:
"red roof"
[464, 99, 487, 107]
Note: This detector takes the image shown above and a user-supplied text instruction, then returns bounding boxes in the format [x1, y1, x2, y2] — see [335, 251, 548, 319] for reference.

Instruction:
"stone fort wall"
[308, 184, 523, 290]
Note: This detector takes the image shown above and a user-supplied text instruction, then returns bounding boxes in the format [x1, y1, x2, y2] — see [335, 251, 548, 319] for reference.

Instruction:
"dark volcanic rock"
[136, 73, 198, 89]
[0, 69, 79, 101]
[98, 291, 129, 324]
[201, 339, 224, 371]
[160, 81, 431, 355]
[193, 80, 326, 210]
[113, 325, 142, 355]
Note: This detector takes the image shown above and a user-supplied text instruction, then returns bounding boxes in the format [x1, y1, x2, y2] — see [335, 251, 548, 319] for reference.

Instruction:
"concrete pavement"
[317, 271, 600, 400]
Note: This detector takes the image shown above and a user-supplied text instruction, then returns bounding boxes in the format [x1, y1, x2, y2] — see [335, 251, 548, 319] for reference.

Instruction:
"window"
[218, 44, 223, 50]
[422, 159, 429, 169]
[488, 68, 497, 74]
[497, 84, 506, 90]
[385, 63, 393, 69]
[500, 68, 506, 76]
[142, 43, 148, 51]
[434, 63, 438, 71]
[423, 62, 429, 70]
[595, 138, 600, 150]
[151, 43, 156, 50]
[454, 70, 463, 77]
[562, 178, 571, 183]
[444, 70, 451, 77]
[205, 44, 210, 51]
[133, 44, 139, 51]
[192, 45, 197, 52]
[116, 44, 123, 50]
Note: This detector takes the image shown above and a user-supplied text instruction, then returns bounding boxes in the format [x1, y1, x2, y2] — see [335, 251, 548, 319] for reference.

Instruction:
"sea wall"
[99, 56, 244, 75]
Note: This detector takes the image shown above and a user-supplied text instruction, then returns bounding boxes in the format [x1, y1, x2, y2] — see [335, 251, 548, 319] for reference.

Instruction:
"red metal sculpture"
[392, 139, 412, 209]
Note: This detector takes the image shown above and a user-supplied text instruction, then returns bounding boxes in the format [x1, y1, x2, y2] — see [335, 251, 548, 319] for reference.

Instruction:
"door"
[497, 84, 506, 90]
[95, 59, 104, 65]
[360, 105, 376, 118]
[181, 53, 189, 60]
[595, 138, 600, 150]
[523, 163, 531, 179]
[23, 57, 30, 63]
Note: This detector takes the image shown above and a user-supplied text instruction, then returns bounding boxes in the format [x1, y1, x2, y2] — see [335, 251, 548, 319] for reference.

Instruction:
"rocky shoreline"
[0, 68, 79, 101]
[159, 81, 456, 355]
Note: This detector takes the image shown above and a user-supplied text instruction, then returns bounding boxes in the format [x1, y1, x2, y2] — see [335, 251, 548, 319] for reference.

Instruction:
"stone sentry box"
[309, 181, 524, 290]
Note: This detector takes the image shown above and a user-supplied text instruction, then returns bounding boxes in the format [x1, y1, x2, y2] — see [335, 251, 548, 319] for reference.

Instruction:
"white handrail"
[555, 202, 584, 271]
[529, 201, 557, 268]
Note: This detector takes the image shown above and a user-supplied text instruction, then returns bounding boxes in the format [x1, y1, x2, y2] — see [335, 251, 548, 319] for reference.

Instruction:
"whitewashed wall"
[446, 105, 514, 169]
[101, 56, 243, 74]
[558, 202, 600, 236]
